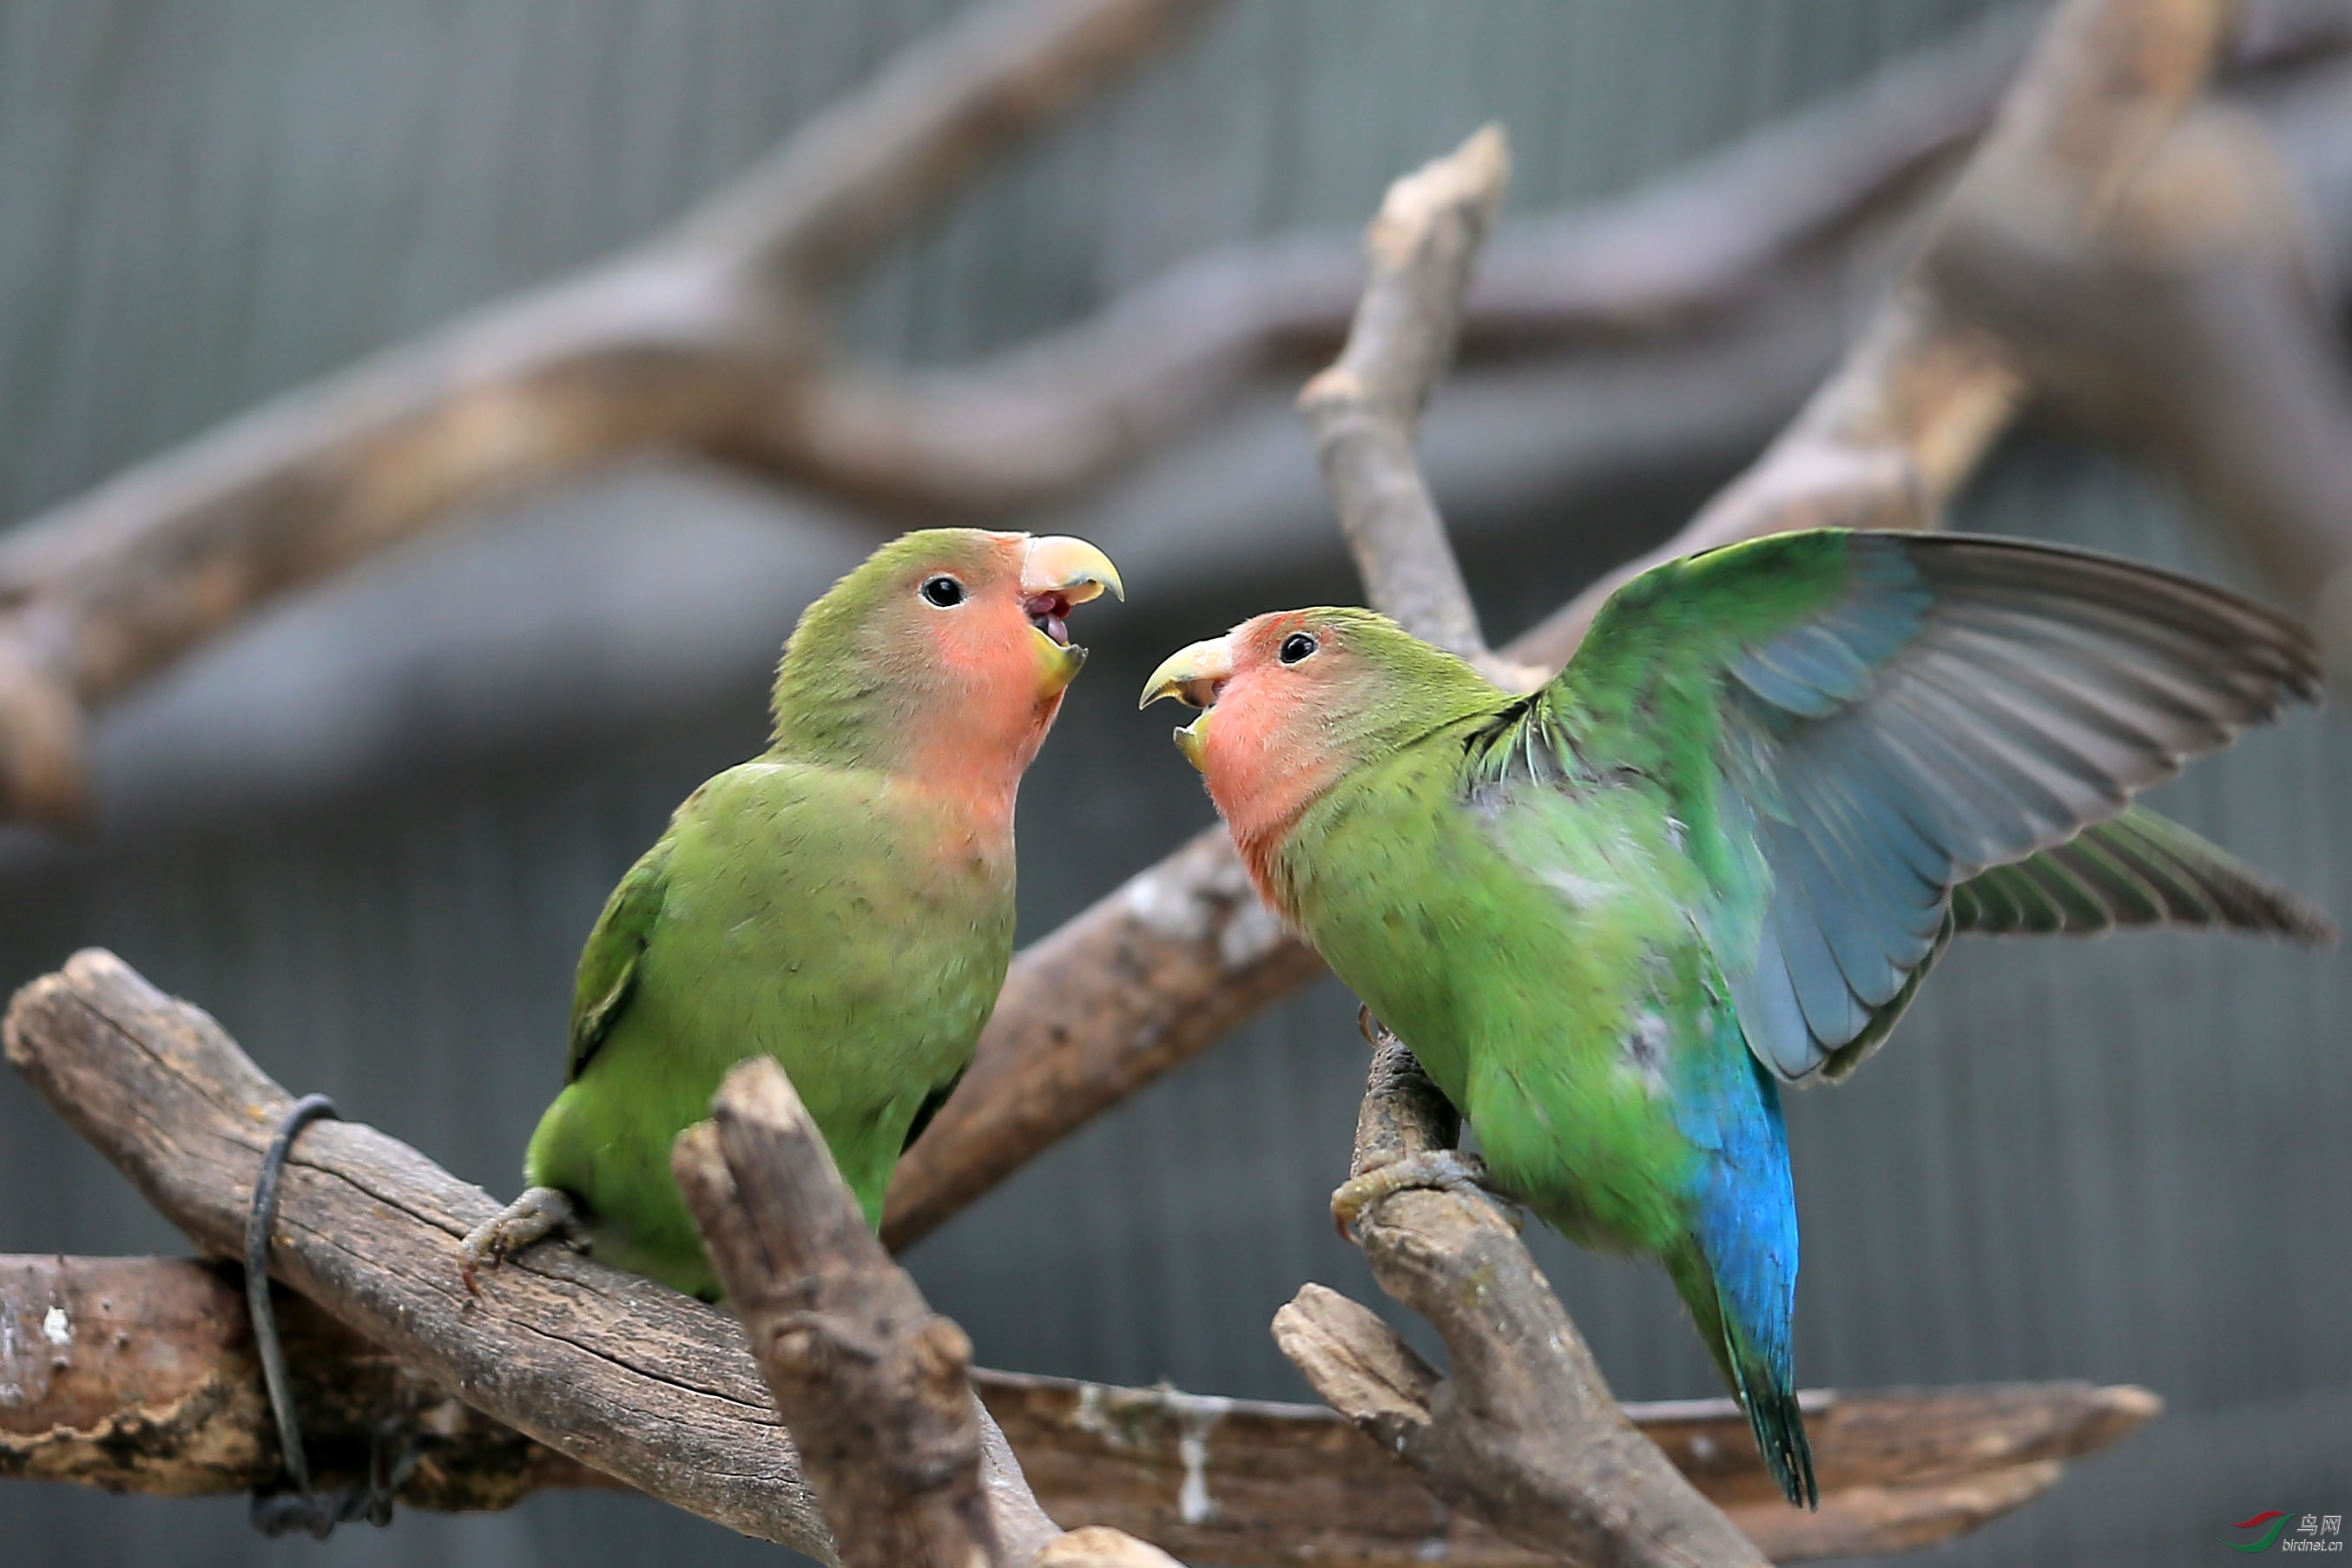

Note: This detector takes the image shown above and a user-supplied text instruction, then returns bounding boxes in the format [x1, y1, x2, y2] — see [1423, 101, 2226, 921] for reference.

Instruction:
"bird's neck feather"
[769, 646, 1059, 847]
[1206, 714, 1359, 921]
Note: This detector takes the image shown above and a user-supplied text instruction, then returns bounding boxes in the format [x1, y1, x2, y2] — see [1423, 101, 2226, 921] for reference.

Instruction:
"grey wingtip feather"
[1897, 530, 2327, 708]
[2278, 898, 2340, 950]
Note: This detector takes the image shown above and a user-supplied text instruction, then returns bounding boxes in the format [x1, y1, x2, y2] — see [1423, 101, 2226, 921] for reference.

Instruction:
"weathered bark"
[1278, 1038, 1770, 1567]
[3, 948, 839, 1558]
[676, 1063, 1017, 1565]
[2, 1250, 2158, 1564]
[0, 1254, 615, 1510]
[674, 1057, 1179, 1566]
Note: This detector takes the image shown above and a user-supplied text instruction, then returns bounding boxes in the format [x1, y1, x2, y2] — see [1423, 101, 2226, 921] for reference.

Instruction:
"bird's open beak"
[1020, 536, 1123, 609]
[1019, 536, 1123, 693]
[1139, 636, 1234, 770]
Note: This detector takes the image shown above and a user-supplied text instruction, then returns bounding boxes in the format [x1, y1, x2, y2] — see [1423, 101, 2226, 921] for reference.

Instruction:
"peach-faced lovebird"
[1143, 530, 2328, 1507]
[464, 529, 1122, 1299]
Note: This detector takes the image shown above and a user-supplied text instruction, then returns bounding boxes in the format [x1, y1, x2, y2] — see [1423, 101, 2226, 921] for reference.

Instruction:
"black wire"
[247, 1091, 418, 1540]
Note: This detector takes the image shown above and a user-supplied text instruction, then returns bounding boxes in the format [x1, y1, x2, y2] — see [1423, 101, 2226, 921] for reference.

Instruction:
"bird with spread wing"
[1143, 530, 2330, 1507]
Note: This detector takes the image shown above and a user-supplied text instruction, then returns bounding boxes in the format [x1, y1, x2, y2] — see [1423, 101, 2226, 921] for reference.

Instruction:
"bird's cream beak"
[1140, 636, 1233, 710]
[1018, 536, 1123, 695]
[1019, 536, 1124, 604]
[1139, 636, 1234, 771]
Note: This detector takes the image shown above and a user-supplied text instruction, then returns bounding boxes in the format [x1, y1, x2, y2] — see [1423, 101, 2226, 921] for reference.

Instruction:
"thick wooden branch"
[3, 1250, 2158, 1564]
[0, 1254, 618, 1508]
[3, 948, 842, 1556]
[675, 1060, 1034, 1566]
[1269, 1282, 2157, 1564]
[673, 1057, 1182, 1567]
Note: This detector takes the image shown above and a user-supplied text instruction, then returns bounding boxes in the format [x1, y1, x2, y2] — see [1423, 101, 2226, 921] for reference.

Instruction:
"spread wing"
[1952, 807, 2332, 942]
[1519, 530, 2322, 1084]
[567, 836, 673, 1083]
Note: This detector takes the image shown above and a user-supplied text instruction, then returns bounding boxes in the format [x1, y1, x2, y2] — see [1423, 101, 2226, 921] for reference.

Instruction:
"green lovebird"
[1142, 530, 2329, 1508]
[464, 529, 1122, 1300]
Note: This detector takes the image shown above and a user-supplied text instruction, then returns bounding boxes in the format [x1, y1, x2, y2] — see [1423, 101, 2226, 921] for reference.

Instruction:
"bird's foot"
[459, 1187, 580, 1295]
[1330, 1149, 1522, 1241]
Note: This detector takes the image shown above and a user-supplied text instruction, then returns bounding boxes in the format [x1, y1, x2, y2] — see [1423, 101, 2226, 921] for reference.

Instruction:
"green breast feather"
[524, 762, 1013, 1295]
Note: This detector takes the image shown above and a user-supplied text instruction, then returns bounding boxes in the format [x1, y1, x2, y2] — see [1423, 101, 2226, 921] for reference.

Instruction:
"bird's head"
[772, 529, 1122, 798]
[1140, 607, 1496, 864]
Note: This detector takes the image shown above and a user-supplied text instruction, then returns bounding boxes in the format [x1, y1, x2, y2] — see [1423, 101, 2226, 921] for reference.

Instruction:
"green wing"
[1519, 530, 2323, 1084]
[567, 836, 674, 1083]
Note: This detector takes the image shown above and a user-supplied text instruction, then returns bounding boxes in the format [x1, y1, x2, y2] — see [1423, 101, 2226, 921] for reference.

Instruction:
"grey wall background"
[0, 3, 2343, 1566]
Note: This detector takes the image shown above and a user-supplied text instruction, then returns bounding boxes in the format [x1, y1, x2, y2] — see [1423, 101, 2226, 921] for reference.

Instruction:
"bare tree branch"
[1278, 1033, 1769, 1566]
[1299, 126, 1512, 670]
[3, 949, 846, 1555]
[674, 1064, 1024, 1565]
[2, 1248, 2158, 1564]
[1268, 1283, 2158, 1564]
[0, 0, 1216, 825]
[0, 1252, 616, 1509]
[0, 2, 2344, 831]
[674, 1057, 1180, 1567]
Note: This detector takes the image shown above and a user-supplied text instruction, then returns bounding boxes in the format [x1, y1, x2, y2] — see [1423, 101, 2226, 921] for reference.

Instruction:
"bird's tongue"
[1025, 592, 1073, 647]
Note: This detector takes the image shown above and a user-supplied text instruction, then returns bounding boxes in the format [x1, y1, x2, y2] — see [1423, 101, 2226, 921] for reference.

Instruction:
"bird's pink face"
[867, 530, 1123, 805]
[1139, 611, 1365, 888]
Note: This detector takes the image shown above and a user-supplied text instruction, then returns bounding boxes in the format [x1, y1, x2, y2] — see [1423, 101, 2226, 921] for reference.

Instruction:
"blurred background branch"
[2, 0, 2351, 826]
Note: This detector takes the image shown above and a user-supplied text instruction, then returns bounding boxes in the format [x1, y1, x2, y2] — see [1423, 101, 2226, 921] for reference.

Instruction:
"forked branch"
[673, 1057, 1178, 1567]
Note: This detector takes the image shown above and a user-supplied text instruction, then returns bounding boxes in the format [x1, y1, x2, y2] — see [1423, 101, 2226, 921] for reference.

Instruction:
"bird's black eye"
[1280, 631, 1320, 664]
[921, 575, 965, 607]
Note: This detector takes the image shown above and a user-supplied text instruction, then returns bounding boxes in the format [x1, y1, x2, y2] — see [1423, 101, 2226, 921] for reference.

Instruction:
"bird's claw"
[459, 1187, 579, 1295]
[1329, 1149, 1522, 1241]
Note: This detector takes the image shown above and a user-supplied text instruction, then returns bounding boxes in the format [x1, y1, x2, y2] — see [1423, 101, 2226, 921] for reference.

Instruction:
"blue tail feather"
[1672, 1045, 1817, 1508]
